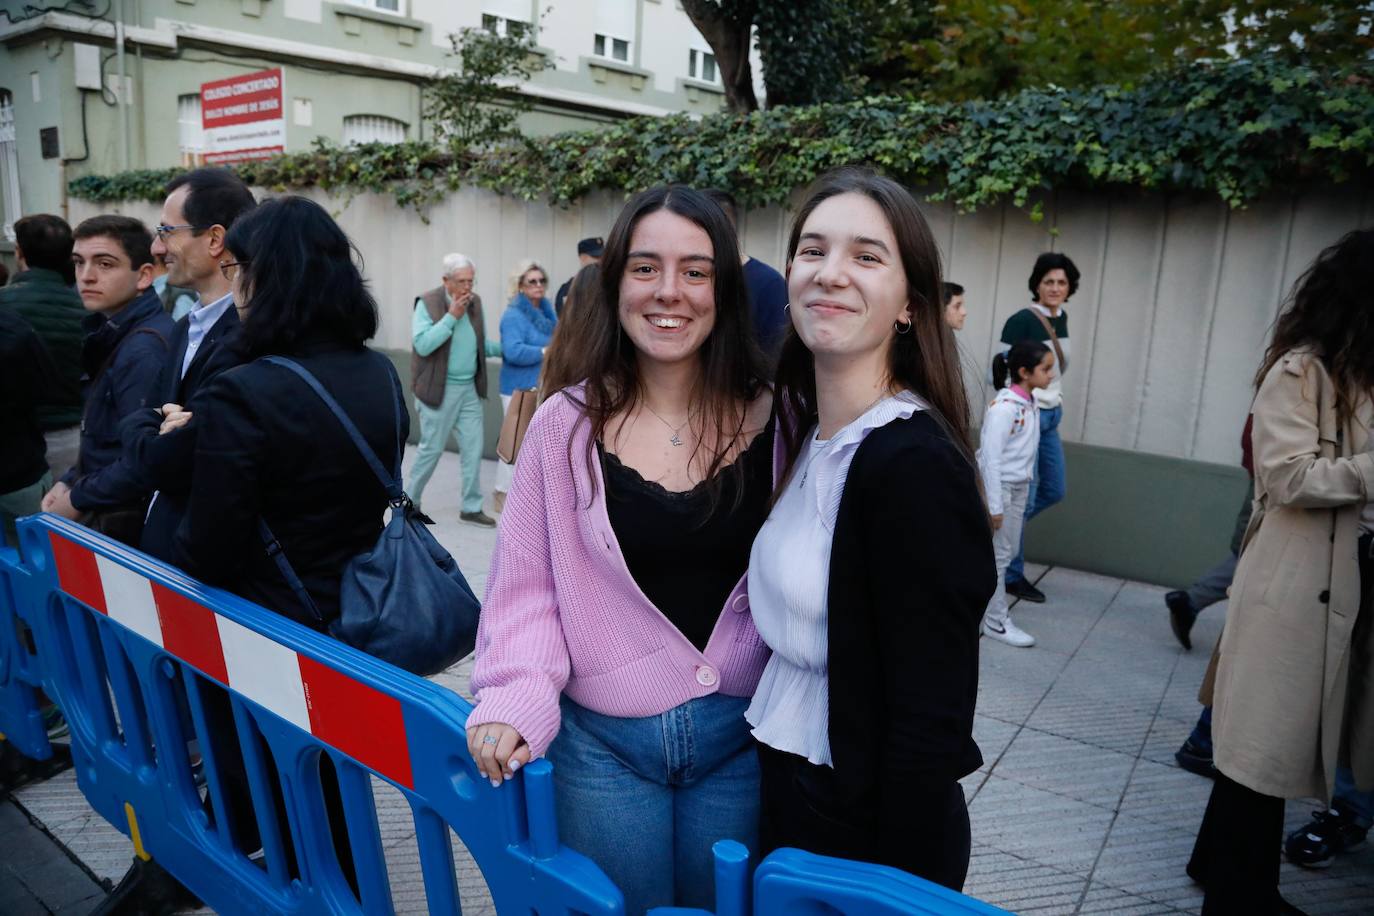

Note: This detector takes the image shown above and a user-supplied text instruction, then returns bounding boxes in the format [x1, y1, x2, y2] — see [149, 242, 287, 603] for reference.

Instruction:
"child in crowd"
[978, 340, 1054, 647]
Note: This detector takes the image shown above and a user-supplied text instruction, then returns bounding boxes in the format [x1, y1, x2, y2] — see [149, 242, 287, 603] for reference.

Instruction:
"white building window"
[177, 93, 204, 154]
[689, 48, 718, 83]
[342, 114, 407, 145]
[482, 14, 529, 39]
[593, 0, 634, 62]
[343, 0, 405, 13]
[594, 34, 630, 61]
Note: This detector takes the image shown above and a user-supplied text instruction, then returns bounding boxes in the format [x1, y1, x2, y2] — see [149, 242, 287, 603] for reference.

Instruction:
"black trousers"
[755, 741, 971, 891]
[1188, 771, 1285, 914]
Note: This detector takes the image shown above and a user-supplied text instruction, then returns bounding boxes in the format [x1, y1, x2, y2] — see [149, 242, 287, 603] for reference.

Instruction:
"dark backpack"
[256, 356, 480, 675]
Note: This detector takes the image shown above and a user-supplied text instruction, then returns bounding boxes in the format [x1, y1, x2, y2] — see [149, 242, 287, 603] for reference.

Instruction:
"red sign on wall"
[200, 68, 286, 165]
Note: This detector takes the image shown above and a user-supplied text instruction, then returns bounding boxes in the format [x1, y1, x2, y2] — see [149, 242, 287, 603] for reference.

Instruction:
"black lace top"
[598, 424, 775, 652]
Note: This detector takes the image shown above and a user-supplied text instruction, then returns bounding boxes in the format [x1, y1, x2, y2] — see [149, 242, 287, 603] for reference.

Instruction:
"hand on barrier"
[40, 481, 80, 520]
[467, 721, 531, 787]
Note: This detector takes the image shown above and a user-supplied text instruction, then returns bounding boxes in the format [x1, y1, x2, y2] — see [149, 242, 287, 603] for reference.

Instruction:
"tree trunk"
[682, 0, 760, 112]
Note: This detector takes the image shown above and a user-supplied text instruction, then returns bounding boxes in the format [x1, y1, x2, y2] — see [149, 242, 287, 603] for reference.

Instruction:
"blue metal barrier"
[7, 513, 1008, 915]
[0, 544, 53, 762]
[12, 514, 623, 915]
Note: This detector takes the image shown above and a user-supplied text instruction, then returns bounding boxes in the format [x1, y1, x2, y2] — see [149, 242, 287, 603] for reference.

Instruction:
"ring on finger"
[482, 734, 499, 746]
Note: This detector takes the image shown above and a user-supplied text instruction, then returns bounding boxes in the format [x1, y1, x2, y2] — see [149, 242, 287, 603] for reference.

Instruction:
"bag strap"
[256, 518, 323, 623]
[1027, 308, 1067, 373]
[260, 355, 404, 502]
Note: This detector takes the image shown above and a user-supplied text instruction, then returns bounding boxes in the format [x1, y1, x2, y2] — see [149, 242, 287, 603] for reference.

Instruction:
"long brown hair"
[773, 167, 974, 485]
[542, 186, 768, 507]
[1254, 227, 1374, 426]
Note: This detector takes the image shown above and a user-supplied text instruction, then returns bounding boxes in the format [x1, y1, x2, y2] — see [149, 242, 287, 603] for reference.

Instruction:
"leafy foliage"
[424, 22, 552, 152]
[69, 58, 1374, 219]
[682, 0, 871, 109]
[859, 0, 1374, 102]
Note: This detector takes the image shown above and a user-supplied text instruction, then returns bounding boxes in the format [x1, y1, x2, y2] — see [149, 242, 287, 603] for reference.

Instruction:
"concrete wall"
[69, 182, 1373, 585]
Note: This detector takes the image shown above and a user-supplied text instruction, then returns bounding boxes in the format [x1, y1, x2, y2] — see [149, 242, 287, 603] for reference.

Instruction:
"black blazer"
[157, 303, 241, 405]
[122, 307, 243, 561]
[172, 342, 409, 629]
[827, 411, 995, 874]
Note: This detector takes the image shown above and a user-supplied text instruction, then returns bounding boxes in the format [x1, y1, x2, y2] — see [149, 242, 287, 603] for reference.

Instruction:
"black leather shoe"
[1175, 738, 1217, 779]
[1006, 578, 1046, 603]
[1166, 590, 1197, 650]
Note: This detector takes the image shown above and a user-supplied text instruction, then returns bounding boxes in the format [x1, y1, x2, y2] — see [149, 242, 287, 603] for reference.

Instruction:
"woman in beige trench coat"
[1188, 227, 1374, 915]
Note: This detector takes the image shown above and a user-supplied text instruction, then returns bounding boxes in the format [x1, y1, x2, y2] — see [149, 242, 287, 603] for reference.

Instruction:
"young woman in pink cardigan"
[465, 186, 774, 912]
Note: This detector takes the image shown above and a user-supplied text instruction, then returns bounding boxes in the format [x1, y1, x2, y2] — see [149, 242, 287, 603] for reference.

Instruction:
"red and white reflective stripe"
[47, 532, 415, 790]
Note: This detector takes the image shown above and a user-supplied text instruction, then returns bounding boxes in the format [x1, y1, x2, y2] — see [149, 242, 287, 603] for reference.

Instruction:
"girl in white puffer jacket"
[978, 340, 1055, 647]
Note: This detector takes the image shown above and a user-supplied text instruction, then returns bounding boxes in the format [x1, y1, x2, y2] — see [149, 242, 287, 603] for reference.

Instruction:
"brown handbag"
[497, 387, 538, 464]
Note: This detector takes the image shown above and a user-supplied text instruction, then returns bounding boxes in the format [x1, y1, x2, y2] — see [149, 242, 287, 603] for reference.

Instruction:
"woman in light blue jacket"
[494, 258, 556, 508]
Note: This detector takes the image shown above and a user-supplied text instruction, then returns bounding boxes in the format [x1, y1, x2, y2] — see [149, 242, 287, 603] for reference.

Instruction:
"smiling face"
[1036, 268, 1070, 311]
[150, 185, 223, 292]
[617, 208, 717, 369]
[786, 192, 912, 362]
[72, 235, 154, 316]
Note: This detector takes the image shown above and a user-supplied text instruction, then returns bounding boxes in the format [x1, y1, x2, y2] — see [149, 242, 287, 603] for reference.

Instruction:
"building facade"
[0, 0, 762, 235]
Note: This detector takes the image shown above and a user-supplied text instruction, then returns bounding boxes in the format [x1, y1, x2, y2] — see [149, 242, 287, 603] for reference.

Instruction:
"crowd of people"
[0, 163, 1369, 916]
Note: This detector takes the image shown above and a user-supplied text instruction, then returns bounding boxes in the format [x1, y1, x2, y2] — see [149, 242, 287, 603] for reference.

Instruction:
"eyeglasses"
[155, 224, 210, 241]
[219, 260, 247, 281]
[523, 277, 547, 287]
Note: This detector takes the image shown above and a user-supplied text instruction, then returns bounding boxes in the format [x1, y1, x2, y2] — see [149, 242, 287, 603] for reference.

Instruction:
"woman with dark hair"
[172, 195, 407, 629]
[1187, 227, 1374, 914]
[465, 186, 773, 912]
[996, 250, 1081, 604]
[748, 167, 994, 889]
[539, 262, 599, 392]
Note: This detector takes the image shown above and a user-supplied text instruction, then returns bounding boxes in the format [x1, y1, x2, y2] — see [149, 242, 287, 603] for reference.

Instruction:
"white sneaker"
[982, 618, 1036, 647]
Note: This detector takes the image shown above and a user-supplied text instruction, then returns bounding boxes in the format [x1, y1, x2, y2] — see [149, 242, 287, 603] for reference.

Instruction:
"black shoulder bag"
[256, 356, 480, 675]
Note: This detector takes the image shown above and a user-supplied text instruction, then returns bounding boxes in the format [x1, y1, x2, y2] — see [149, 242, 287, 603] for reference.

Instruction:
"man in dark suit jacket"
[121, 168, 256, 560]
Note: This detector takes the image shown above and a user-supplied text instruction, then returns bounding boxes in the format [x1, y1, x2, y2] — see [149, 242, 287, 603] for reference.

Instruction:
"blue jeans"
[1008, 404, 1066, 584]
[1335, 766, 1374, 828]
[547, 694, 759, 914]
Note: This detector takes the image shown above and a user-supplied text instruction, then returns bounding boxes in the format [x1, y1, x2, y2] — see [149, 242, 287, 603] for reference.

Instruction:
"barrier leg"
[413, 805, 461, 913]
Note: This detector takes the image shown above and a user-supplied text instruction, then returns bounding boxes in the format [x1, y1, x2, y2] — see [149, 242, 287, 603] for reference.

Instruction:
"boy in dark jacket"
[41, 216, 173, 545]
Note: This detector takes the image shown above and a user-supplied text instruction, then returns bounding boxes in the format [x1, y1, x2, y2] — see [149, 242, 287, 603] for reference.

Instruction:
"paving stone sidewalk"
[8, 450, 1373, 913]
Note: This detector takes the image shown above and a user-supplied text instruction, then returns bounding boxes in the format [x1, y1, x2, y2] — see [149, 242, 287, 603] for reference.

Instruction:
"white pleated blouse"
[744, 392, 928, 766]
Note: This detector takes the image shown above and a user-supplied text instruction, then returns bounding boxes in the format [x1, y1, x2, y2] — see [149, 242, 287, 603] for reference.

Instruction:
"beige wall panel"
[1134, 196, 1227, 456]
[1190, 195, 1293, 464]
[945, 202, 1005, 414]
[1079, 196, 1167, 450]
[1048, 190, 1109, 443]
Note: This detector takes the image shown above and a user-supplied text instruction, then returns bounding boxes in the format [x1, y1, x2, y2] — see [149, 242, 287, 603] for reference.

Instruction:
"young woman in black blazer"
[745, 168, 995, 889]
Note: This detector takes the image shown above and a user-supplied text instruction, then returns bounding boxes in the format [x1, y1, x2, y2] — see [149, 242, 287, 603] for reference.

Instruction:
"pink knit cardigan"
[466, 388, 774, 758]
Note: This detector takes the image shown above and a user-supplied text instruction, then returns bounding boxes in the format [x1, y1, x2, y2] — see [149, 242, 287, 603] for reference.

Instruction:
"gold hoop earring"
[894, 318, 913, 335]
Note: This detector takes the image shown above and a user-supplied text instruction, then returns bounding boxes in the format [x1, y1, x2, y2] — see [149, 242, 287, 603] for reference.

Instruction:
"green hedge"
[69, 57, 1372, 216]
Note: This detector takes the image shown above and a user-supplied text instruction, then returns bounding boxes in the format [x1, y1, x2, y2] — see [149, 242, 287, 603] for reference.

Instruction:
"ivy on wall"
[69, 58, 1372, 218]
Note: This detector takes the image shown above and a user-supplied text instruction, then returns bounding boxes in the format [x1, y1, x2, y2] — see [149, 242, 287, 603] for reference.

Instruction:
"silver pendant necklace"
[641, 402, 695, 447]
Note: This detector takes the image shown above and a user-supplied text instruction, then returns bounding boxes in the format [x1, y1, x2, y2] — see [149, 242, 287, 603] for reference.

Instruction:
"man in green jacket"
[0, 214, 85, 478]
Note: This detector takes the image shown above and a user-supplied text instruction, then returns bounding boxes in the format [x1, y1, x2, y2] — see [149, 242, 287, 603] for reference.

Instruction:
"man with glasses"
[407, 253, 502, 527]
[40, 216, 174, 544]
[121, 168, 257, 560]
